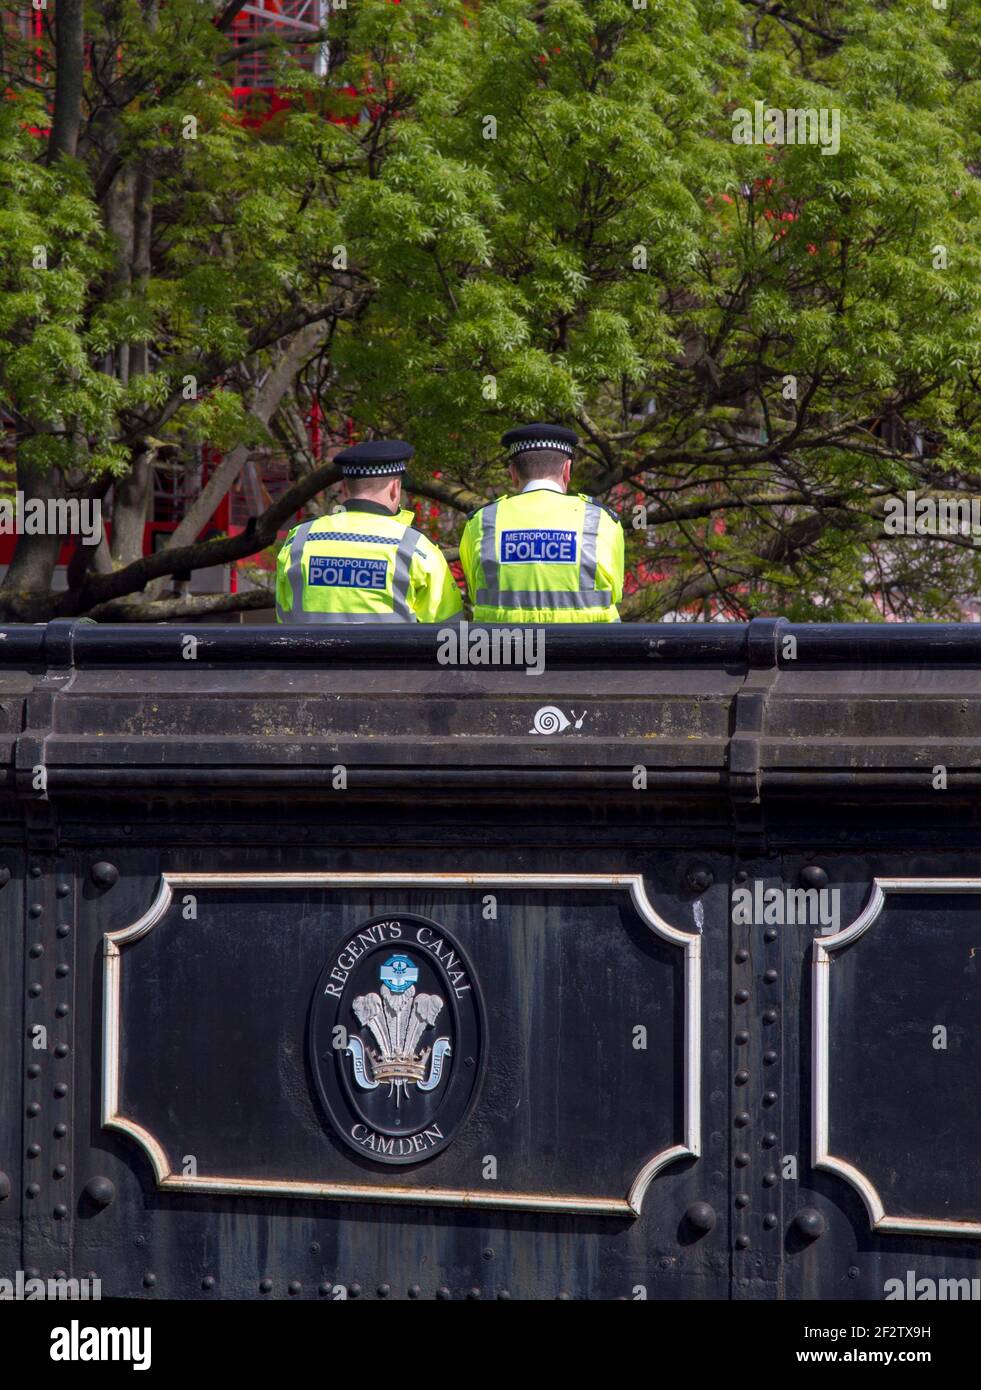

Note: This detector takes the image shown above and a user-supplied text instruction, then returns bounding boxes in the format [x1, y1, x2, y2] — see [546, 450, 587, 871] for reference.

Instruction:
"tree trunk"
[0, 461, 65, 619]
[110, 447, 155, 567]
[108, 155, 155, 568]
[48, 0, 85, 161]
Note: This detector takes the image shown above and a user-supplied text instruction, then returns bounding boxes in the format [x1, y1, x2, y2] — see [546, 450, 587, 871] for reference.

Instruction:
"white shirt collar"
[520, 478, 566, 494]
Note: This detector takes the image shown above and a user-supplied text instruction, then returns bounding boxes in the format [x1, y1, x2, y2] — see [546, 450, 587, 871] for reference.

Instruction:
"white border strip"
[103, 872, 702, 1219]
[813, 877, 981, 1239]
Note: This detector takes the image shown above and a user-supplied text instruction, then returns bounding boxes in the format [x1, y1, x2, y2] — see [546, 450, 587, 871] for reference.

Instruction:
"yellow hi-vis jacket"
[275, 503, 463, 624]
[460, 487, 624, 623]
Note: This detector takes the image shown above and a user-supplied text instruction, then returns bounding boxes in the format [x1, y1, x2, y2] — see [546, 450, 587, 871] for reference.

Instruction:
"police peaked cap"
[334, 440, 414, 478]
[501, 423, 579, 459]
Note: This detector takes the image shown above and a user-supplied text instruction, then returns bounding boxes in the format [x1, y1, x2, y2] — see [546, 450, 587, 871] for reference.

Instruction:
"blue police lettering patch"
[501, 529, 577, 563]
[308, 556, 388, 590]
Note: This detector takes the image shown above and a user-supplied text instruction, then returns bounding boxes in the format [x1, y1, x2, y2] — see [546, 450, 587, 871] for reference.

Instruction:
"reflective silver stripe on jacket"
[277, 518, 424, 624]
[479, 501, 500, 598]
[477, 499, 612, 610]
[391, 526, 424, 622]
[278, 610, 412, 624]
[277, 519, 316, 623]
[579, 502, 603, 592]
[474, 588, 612, 609]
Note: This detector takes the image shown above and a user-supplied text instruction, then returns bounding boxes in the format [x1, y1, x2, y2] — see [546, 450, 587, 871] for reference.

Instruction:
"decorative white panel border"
[813, 877, 981, 1238]
[103, 871, 701, 1218]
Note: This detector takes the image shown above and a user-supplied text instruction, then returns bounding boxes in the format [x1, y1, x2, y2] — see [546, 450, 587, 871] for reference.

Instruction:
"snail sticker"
[310, 915, 485, 1165]
[529, 705, 587, 735]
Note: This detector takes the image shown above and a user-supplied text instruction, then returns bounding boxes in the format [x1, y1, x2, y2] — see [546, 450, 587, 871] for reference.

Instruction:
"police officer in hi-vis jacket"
[460, 423, 624, 623]
[276, 440, 463, 625]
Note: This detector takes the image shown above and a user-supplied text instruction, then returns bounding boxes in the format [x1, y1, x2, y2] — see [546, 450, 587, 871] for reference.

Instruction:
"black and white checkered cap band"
[341, 461, 407, 477]
[507, 438, 574, 457]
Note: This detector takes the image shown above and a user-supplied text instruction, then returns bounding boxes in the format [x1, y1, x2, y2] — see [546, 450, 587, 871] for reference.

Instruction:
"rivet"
[735, 990, 749, 1004]
[686, 1201, 717, 1233]
[763, 1051, 777, 1065]
[735, 1236, 750, 1251]
[29, 866, 41, 878]
[763, 1008, 777, 1023]
[27, 1064, 40, 1079]
[54, 1083, 67, 1098]
[735, 1152, 750, 1167]
[436, 1287, 451, 1300]
[376, 1284, 390, 1298]
[735, 1070, 749, 1085]
[763, 1214, 778, 1230]
[27, 1144, 40, 1158]
[26, 1103, 39, 1117]
[84, 1176, 114, 1207]
[318, 1283, 331, 1297]
[762, 1132, 777, 1148]
[800, 865, 828, 890]
[734, 870, 748, 884]
[26, 1183, 40, 1198]
[348, 1283, 362, 1299]
[25, 1269, 40, 1279]
[735, 1194, 749, 1209]
[763, 1091, 778, 1105]
[763, 927, 778, 942]
[28, 984, 41, 998]
[91, 861, 119, 889]
[29, 943, 43, 957]
[482, 1248, 494, 1261]
[55, 964, 69, 977]
[763, 1172, 777, 1188]
[763, 969, 777, 983]
[202, 1276, 215, 1291]
[288, 1281, 302, 1296]
[735, 1031, 749, 1045]
[408, 1285, 421, 1299]
[734, 949, 749, 964]
[793, 1207, 827, 1240]
[686, 865, 714, 893]
[53, 1203, 67, 1219]
[143, 1273, 156, 1288]
[55, 1005, 68, 1019]
[53, 1123, 67, 1137]
[54, 1044, 69, 1058]
[53, 1164, 66, 1178]
[28, 905, 42, 919]
[259, 1278, 272, 1293]
[309, 1242, 320, 1254]
[734, 1111, 750, 1127]
[56, 883, 69, 898]
[848, 1266, 860, 1279]
[497, 1290, 511, 1299]
[467, 1288, 481, 1300]
[54, 1270, 67, 1279]
[0, 868, 9, 888]
[56, 925, 70, 939]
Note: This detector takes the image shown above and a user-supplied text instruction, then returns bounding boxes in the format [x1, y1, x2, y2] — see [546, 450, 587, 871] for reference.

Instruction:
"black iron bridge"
[1, 618, 979, 1300]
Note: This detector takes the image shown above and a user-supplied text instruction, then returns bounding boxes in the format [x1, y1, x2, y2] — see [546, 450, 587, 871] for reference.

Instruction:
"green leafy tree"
[0, 0, 979, 621]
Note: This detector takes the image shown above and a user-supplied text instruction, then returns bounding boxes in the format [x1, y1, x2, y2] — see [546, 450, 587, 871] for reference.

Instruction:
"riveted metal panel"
[0, 620, 980, 1299]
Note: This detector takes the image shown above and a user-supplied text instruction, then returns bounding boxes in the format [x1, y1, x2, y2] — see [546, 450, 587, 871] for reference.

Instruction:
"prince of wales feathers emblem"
[346, 954, 452, 1105]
